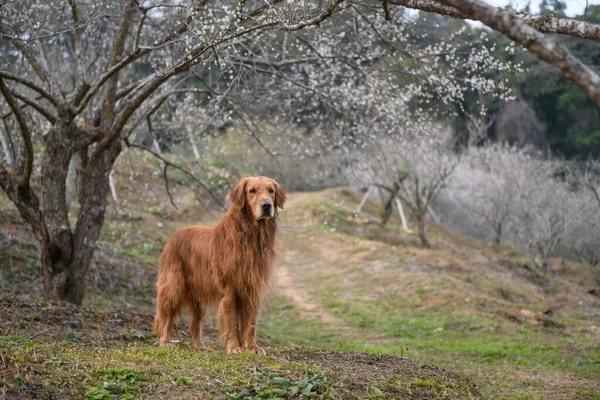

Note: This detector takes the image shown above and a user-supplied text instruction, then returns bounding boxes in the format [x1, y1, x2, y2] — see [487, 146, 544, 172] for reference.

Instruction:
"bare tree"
[452, 145, 529, 245]
[508, 159, 595, 273]
[352, 134, 458, 248]
[564, 160, 600, 266]
[395, 145, 457, 248]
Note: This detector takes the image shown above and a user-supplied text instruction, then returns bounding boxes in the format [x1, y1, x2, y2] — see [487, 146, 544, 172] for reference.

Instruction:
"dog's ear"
[227, 178, 248, 209]
[273, 180, 287, 210]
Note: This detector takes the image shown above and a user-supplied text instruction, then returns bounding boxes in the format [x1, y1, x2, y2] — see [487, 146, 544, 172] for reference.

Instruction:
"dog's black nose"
[261, 202, 272, 211]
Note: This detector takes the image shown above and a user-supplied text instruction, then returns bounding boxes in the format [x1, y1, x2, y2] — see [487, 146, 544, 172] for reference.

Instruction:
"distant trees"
[453, 146, 522, 245]
[388, 0, 600, 108]
[447, 145, 600, 271]
[509, 161, 592, 273]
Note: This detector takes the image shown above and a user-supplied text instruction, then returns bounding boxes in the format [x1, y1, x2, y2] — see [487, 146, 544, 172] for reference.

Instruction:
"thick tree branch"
[102, 0, 137, 130]
[0, 164, 42, 237]
[10, 90, 57, 124]
[73, 14, 191, 113]
[68, 0, 86, 82]
[0, 78, 34, 189]
[0, 72, 60, 108]
[387, 0, 600, 42]
[436, 0, 600, 107]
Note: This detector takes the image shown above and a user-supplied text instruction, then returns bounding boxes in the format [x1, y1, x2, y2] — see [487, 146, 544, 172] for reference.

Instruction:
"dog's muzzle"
[259, 202, 274, 219]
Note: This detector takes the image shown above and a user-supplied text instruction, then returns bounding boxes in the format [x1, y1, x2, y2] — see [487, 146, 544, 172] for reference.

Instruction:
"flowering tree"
[387, 0, 600, 107]
[0, 0, 347, 304]
[510, 162, 593, 273]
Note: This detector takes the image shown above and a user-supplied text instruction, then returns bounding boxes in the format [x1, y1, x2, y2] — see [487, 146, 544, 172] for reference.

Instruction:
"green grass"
[259, 294, 337, 347]
[0, 340, 338, 399]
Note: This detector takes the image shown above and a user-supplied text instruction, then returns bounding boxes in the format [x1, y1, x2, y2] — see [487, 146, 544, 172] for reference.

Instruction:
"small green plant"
[370, 386, 386, 398]
[87, 368, 146, 400]
[174, 375, 193, 386]
[228, 367, 339, 399]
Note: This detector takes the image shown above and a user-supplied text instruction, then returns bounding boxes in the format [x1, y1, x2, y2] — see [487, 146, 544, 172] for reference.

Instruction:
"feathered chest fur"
[210, 211, 278, 286]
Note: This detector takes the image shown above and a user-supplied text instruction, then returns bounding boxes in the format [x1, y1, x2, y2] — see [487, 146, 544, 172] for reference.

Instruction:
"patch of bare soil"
[279, 347, 482, 399]
[0, 295, 160, 345]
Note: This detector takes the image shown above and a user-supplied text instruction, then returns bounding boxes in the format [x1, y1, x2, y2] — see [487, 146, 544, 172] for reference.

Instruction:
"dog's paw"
[227, 346, 243, 354]
[247, 346, 266, 356]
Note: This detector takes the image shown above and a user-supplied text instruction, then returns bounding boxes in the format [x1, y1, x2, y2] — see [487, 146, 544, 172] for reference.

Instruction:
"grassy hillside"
[1, 156, 599, 399]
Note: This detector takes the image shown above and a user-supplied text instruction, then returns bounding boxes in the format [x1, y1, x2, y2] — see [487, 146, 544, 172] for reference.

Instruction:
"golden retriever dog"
[153, 176, 286, 354]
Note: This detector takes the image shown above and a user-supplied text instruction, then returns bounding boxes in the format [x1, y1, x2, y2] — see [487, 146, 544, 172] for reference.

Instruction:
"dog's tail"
[153, 240, 185, 341]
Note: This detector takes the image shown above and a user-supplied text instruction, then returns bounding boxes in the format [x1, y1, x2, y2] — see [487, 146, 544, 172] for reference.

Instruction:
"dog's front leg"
[217, 287, 243, 353]
[240, 303, 265, 355]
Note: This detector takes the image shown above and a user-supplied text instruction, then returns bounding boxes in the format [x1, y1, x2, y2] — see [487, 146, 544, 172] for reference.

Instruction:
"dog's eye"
[268, 188, 275, 194]
[249, 188, 257, 194]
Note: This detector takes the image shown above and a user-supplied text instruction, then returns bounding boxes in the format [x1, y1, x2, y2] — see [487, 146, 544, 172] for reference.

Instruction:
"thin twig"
[124, 141, 226, 209]
[162, 163, 178, 209]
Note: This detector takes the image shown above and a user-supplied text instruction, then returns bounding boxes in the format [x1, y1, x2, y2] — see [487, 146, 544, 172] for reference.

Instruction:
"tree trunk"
[494, 221, 502, 245]
[39, 122, 77, 303]
[541, 256, 549, 275]
[381, 183, 400, 227]
[37, 121, 121, 305]
[41, 250, 84, 304]
[416, 212, 430, 248]
[381, 193, 394, 227]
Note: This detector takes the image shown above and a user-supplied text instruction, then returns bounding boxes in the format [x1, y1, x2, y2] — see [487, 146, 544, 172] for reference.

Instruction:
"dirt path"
[274, 191, 348, 326]
[276, 254, 345, 327]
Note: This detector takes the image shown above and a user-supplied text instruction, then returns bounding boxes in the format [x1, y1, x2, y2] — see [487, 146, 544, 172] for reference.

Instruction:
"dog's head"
[227, 176, 286, 220]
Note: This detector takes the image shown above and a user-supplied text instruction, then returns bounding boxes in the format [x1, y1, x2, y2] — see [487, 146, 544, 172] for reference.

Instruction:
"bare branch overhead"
[386, 0, 600, 42]
[435, 0, 600, 107]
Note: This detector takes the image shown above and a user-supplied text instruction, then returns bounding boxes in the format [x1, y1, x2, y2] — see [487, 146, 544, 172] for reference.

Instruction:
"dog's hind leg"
[189, 302, 206, 349]
[154, 258, 185, 347]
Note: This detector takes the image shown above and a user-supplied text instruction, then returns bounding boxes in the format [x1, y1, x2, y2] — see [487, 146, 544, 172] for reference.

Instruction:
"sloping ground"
[1, 176, 599, 399]
[275, 188, 600, 399]
[0, 295, 481, 399]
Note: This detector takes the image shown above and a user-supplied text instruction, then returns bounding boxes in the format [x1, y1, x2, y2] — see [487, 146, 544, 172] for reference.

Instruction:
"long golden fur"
[153, 176, 286, 354]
